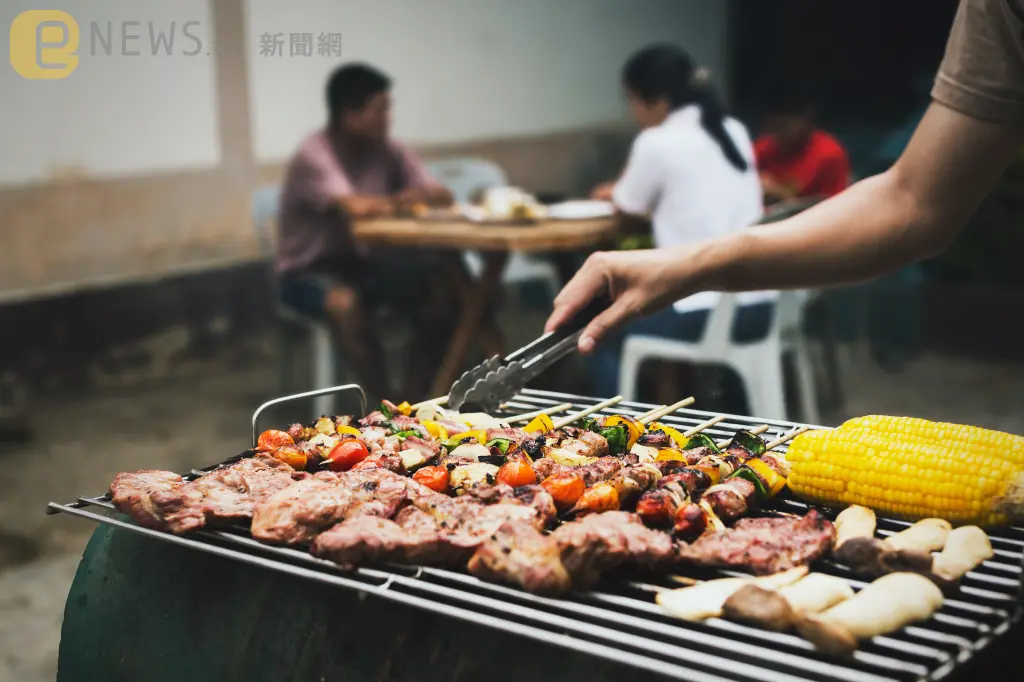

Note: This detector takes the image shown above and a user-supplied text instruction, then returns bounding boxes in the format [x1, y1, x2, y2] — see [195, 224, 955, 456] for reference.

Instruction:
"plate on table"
[545, 200, 615, 220]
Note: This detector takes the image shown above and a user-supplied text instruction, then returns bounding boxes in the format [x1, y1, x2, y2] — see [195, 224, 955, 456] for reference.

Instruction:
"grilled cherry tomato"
[413, 465, 450, 493]
[257, 429, 294, 452]
[272, 444, 308, 471]
[571, 482, 620, 516]
[541, 472, 586, 511]
[496, 460, 537, 488]
[326, 439, 371, 472]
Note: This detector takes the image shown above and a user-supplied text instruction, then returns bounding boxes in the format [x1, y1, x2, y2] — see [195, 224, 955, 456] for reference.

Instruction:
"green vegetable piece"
[683, 432, 722, 454]
[484, 438, 512, 454]
[729, 466, 769, 504]
[599, 425, 628, 456]
[729, 430, 766, 457]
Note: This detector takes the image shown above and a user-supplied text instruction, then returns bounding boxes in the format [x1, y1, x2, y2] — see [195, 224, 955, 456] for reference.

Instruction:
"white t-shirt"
[612, 105, 775, 313]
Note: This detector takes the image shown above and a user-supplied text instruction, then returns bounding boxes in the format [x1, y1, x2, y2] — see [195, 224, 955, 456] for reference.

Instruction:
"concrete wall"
[0, 0, 729, 302]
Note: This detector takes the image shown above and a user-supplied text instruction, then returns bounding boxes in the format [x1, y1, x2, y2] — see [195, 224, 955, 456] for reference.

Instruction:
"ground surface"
[2, 340, 1023, 682]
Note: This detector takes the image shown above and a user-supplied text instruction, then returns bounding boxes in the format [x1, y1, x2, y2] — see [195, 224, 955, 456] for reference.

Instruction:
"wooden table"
[352, 217, 618, 397]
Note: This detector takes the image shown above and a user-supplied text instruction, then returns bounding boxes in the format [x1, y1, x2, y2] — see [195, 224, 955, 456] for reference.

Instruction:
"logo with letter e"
[10, 10, 80, 79]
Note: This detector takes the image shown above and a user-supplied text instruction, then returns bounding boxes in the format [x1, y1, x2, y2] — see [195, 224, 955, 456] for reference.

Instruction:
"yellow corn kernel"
[785, 419, 1024, 527]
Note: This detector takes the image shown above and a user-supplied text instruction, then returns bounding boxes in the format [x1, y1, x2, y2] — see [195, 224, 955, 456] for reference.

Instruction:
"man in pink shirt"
[276, 63, 452, 400]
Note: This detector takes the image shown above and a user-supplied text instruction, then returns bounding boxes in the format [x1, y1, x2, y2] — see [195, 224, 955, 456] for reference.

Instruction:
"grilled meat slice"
[109, 470, 187, 529]
[124, 455, 303, 534]
[468, 520, 572, 595]
[678, 510, 836, 575]
[534, 456, 624, 487]
[312, 515, 444, 569]
[638, 429, 672, 448]
[465, 483, 558, 527]
[252, 469, 433, 545]
[552, 511, 678, 587]
[359, 411, 389, 427]
[401, 436, 440, 461]
[702, 477, 758, 523]
[485, 427, 526, 442]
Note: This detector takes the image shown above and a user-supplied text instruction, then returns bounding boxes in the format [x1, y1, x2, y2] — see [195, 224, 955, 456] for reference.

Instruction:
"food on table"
[677, 510, 836, 575]
[656, 567, 808, 621]
[110, 455, 303, 534]
[720, 573, 855, 630]
[324, 439, 372, 472]
[833, 505, 876, 548]
[787, 415, 1024, 526]
[931, 525, 994, 581]
[795, 573, 944, 656]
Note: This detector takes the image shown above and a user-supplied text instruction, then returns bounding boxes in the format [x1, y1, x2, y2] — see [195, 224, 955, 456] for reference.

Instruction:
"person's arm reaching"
[548, 102, 1024, 352]
[393, 143, 453, 209]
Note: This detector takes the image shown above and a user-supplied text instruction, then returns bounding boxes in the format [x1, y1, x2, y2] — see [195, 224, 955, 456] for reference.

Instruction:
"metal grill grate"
[47, 388, 1024, 682]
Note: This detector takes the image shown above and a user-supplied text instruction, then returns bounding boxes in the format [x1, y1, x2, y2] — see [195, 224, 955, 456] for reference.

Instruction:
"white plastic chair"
[252, 185, 337, 416]
[425, 157, 561, 300]
[617, 291, 821, 423]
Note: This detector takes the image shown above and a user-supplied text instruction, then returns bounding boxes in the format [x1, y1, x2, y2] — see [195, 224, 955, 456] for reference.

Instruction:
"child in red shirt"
[753, 94, 850, 204]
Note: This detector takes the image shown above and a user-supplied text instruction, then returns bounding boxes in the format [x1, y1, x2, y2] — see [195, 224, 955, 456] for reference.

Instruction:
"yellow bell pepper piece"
[449, 430, 487, 445]
[396, 401, 413, 416]
[603, 415, 644, 450]
[746, 458, 787, 497]
[655, 448, 687, 463]
[421, 420, 449, 441]
[336, 425, 362, 438]
[649, 422, 690, 449]
[524, 414, 554, 434]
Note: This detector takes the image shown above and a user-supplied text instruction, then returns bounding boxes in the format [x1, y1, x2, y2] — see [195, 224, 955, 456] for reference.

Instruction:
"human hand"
[545, 249, 687, 353]
[590, 181, 616, 202]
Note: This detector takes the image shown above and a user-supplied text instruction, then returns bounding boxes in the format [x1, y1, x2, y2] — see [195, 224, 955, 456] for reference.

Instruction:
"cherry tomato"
[496, 460, 537, 488]
[272, 444, 308, 471]
[413, 465, 450, 493]
[540, 472, 586, 511]
[257, 429, 294, 452]
[326, 439, 371, 472]
[351, 453, 386, 471]
[572, 482, 619, 516]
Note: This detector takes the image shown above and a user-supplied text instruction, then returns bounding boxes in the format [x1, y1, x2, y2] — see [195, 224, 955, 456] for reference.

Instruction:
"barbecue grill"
[48, 387, 1024, 682]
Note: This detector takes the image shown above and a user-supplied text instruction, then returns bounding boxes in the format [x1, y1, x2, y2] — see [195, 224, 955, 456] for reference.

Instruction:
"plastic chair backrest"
[701, 290, 805, 347]
[425, 157, 508, 203]
[252, 185, 282, 259]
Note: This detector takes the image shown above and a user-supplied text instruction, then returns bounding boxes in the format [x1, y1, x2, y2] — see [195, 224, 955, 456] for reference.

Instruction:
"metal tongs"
[447, 296, 610, 412]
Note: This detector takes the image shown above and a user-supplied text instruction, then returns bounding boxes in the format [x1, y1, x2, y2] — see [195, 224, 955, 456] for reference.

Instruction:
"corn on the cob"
[786, 416, 1024, 527]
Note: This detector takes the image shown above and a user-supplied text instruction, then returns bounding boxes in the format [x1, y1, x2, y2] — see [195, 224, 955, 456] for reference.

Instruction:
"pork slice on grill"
[109, 470, 187, 529]
[533, 456, 624, 487]
[251, 469, 431, 545]
[552, 511, 677, 587]
[312, 515, 444, 569]
[468, 520, 572, 595]
[463, 484, 558, 527]
[678, 509, 836, 575]
[638, 429, 672, 448]
[125, 455, 303, 534]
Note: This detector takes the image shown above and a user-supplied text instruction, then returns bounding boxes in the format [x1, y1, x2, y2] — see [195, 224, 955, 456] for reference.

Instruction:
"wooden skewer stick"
[412, 396, 449, 410]
[551, 395, 624, 430]
[715, 423, 770, 448]
[680, 415, 728, 438]
[639, 397, 696, 425]
[764, 426, 809, 450]
[504, 402, 573, 424]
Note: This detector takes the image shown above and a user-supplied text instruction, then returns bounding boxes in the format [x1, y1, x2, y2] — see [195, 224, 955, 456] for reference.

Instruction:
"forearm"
[689, 170, 942, 292]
